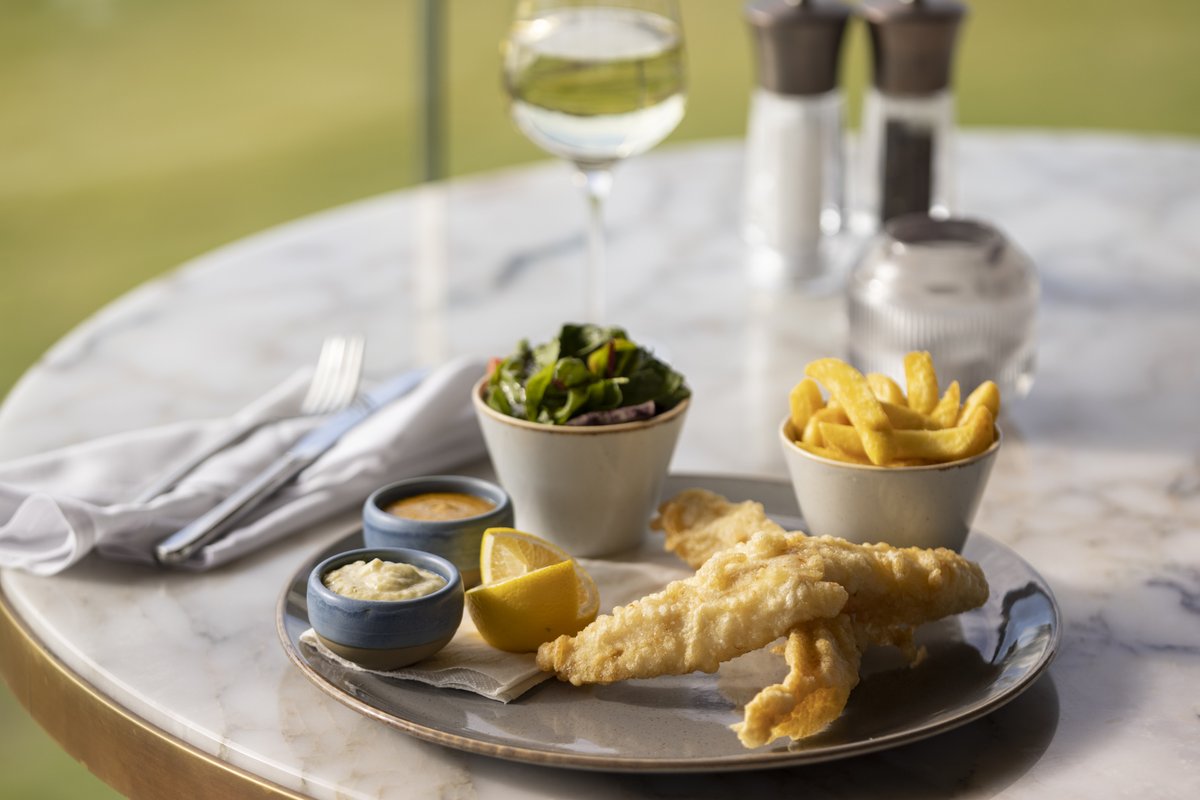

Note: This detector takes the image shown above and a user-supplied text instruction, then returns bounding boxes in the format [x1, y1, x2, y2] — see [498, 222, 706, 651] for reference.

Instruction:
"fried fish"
[538, 489, 990, 748]
[650, 488, 785, 569]
[536, 529, 850, 682]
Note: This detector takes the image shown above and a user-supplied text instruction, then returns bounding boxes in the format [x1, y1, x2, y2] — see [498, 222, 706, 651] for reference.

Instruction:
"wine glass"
[503, 0, 687, 322]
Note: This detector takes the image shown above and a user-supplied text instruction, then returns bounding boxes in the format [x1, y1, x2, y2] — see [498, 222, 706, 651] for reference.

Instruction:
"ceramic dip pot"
[363, 476, 513, 588]
[306, 546, 463, 670]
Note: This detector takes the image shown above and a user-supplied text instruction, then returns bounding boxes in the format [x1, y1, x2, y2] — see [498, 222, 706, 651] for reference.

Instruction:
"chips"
[903, 352, 939, 415]
[880, 401, 940, 431]
[929, 381, 962, 429]
[788, 378, 824, 433]
[866, 373, 906, 406]
[959, 380, 1000, 426]
[786, 352, 999, 466]
[804, 359, 896, 465]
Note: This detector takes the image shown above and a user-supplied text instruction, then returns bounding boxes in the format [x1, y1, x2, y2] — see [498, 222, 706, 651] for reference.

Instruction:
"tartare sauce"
[323, 558, 446, 601]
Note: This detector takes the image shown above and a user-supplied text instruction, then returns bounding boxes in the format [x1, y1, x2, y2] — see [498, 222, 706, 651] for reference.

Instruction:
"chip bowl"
[778, 418, 1001, 552]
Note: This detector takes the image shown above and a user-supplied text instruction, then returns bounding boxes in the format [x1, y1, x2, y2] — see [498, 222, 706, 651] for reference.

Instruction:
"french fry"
[959, 405, 996, 457]
[795, 352, 1000, 468]
[801, 406, 850, 446]
[959, 380, 1001, 426]
[819, 421, 895, 468]
[903, 351, 939, 414]
[866, 373, 907, 406]
[881, 401, 940, 430]
[860, 431, 896, 466]
[805, 358, 896, 465]
[818, 422, 868, 459]
[929, 381, 961, 429]
[805, 360, 890, 432]
[788, 378, 825, 435]
[796, 440, 871, 465]
[892, 406, 995, 462]
[801, 417, 821, 445]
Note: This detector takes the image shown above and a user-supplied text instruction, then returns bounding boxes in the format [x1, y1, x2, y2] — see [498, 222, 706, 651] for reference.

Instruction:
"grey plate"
[276, 474, 1060, 773]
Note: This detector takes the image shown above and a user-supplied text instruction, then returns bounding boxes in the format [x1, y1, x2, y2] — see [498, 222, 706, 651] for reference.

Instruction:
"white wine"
[505, 7, 686, 167]
[502, 2, 687, 323]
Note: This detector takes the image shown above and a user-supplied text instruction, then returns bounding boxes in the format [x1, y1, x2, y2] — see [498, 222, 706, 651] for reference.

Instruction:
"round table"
[2, 132, 1198, 799]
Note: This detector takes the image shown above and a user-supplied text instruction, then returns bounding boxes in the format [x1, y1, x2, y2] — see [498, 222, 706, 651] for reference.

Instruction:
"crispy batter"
[651, 488, 786, 569]
[802, 536, 988, 633]
[735, 597, 979, 747]
[536, 525, 987, 686]
[656, 490, 988, 632]
[655, 491, 987, 629]
[536, 529, 850, 682]
[543, 489, 990, 748]
[733, 617, 863, 748]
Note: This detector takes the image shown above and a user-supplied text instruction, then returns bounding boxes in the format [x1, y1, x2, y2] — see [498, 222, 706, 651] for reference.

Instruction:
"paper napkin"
[296, 553, 691, 702]
[299, 621, 549, 703]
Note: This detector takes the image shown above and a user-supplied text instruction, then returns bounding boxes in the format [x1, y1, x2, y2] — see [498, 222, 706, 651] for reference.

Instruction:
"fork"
[133, 335, 365, 503]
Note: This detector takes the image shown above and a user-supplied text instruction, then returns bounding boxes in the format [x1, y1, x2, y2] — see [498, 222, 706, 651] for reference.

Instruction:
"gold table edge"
[0, 580, 310, 800]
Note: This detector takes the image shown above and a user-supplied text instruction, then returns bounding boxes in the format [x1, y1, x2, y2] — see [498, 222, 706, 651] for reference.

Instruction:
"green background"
[1, 1, 1196, 797]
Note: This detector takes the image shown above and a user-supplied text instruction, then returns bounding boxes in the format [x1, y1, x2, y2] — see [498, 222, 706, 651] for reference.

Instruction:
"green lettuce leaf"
[485, 324, 689, 426]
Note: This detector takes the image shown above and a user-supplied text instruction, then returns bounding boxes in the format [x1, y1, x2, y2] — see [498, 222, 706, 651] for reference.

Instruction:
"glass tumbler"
[847, 215, 1038, 401]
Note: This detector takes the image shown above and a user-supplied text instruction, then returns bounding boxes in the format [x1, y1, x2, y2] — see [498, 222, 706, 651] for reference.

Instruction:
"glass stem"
[574, 166, 613, 324]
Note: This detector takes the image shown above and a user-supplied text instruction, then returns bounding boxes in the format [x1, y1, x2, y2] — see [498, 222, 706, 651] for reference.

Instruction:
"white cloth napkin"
[0, 357, 487, 575]
[295, 553, 691, 703]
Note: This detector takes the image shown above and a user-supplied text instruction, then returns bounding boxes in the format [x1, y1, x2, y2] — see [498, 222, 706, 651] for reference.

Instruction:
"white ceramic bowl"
[778, 418, 1001, 552]
[473, 377, 688, 558]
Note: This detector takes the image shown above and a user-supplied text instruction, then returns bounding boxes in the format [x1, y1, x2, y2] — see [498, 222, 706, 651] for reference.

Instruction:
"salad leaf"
[485, 324, 690, 426]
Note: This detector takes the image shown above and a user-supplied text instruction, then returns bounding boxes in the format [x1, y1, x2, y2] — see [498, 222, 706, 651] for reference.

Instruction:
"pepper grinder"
[854, 0, 967, 234]
[743, 0, 852, 290]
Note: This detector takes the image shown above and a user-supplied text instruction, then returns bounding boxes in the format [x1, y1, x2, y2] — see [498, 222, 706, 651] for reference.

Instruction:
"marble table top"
[2, 131, 1199, 798]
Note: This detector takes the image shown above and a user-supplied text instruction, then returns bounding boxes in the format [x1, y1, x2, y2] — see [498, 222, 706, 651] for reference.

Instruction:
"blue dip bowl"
[362, 475, 514, 588]
[306, 547, 463, 670]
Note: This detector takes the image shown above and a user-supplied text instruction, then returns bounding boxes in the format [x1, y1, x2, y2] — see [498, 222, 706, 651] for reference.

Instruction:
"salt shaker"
[853, 0, 967, 235]
[743, 0, 852, 290]
[847, 215, 1038, 400]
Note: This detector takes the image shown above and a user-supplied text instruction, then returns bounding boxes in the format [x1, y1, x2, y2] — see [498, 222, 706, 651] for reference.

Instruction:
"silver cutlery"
[154, 366, 428, 566]
[133, 335, 365, 504]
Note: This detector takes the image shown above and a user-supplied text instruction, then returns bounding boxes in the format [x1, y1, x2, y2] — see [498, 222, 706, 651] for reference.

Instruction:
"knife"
[155, 367, 429, 566]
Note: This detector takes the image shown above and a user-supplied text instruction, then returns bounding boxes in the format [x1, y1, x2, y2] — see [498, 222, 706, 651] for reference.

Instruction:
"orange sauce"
[386, 492, 495, 521]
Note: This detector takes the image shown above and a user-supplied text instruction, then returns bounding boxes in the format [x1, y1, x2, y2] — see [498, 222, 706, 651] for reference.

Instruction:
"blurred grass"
[0, 1, 1197, 797]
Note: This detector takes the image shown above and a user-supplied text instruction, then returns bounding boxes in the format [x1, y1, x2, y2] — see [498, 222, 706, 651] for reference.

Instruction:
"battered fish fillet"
[734, 597, 980, 747]
[537, 529, 851, 682]
[536, 527, 987, 687]
[658, 488, 987, 625]
[541, 489, 990, 748]
[732, 616, 863, 748]
[651, 489, 786, 569]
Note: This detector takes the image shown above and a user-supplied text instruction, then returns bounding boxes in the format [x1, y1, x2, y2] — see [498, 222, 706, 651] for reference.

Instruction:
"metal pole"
[418, 0, 444, 182]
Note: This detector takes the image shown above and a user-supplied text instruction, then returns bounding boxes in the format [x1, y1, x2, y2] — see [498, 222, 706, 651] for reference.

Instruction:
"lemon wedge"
[479, 527, 571, 582]
[466, 528, 599, 653]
